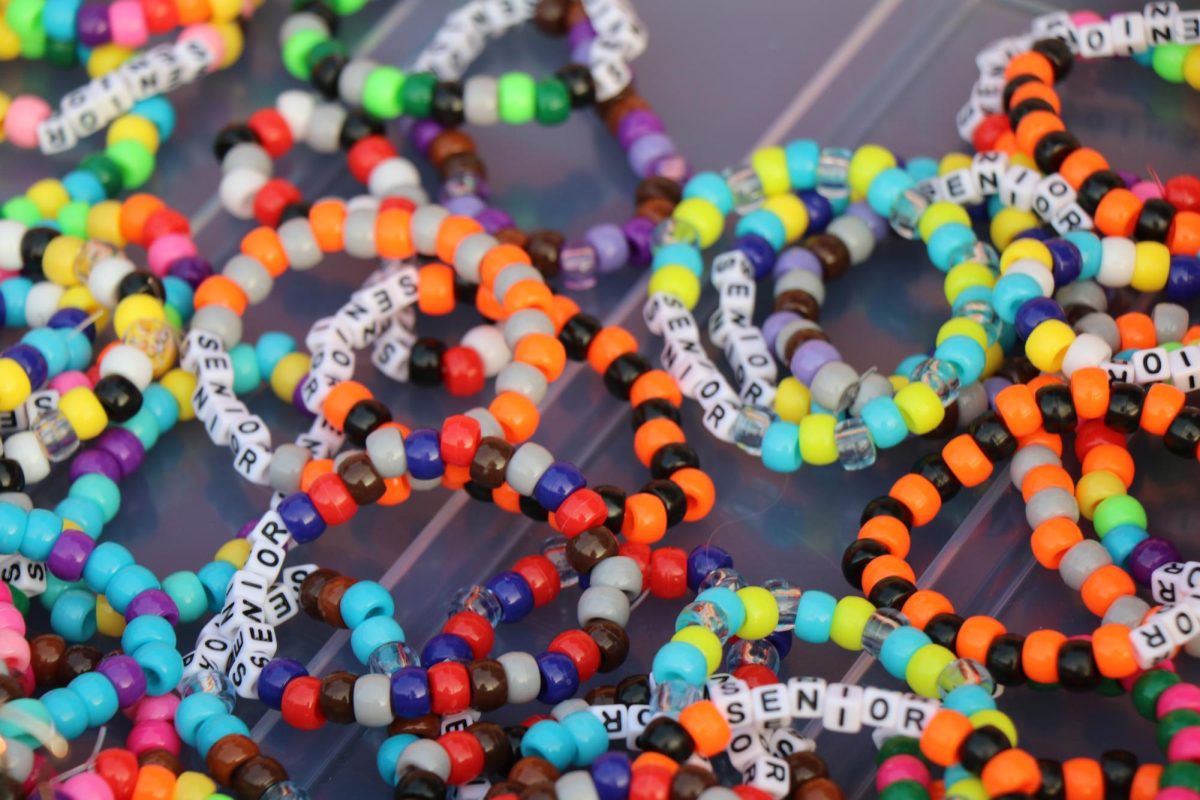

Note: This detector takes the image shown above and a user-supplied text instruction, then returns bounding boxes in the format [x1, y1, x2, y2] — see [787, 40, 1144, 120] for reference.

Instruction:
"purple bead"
[617, 110, 664, 150]
[444, 195, 486, 218]
[1117, 169, 1139, 188]
[238, 518, 258, 539]
[76, 4, 111, 46]
[1046, 238, 1082, 286]
[95, 428, 145, 478]
[983, 376, 1013, 409]
[567, 18, 597, 49]
[292, 375, 316, 417]
[846, 202, 889, 242]
[47, 529, 95, 582]
[773, 247, 822, 281]
[762, 312, 802, 352]
[409, 120, 444, 155]
[1129, 538, 1182, 586]
[570, 41, 592, 65]
[96, 655, 148, 708]
[628, 133, 675, 179]
[622, 216, 655, 268]
[125, 589, 180, 625]
[69, 448, 122, 483]
[476, 208, 514, 235]
[789, 340, 841, 386]
[167, 256, 214, 289]
[586, 223, 630, 274]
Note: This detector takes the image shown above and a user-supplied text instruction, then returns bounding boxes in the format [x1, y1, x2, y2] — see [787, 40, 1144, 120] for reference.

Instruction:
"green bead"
[1161, 762, 1200, 790]
[1093, 494, 1147, 537]
[879, 780, 930, 800]
[105, 141, 155, 189]
[282, 29, 327, 80]
[1096, 677, 1125, 698]
[1165, 341, 1183, 353]
[304, 38, 343, 74]
[164, 304, 183, 332]
[6, 584, 28, 615]
[79, 154, 124, 197]
[18, 27, 46, 59]
[363, 66, 406, 119]
[498, 72, 536, 125]
[44, 37, 78, 68]
[1134, 670, 1182, 720]
[1153, 44, 1190, 83]
[876, 736, 923, 766]
[5, 0, 43, 39]
[327, 0, 367, 13]
[1, 197, 42, 227]
[58, 201, 91, 239]
[1157, 709, 1200, 752]
[401, 72, 436, 119]
[534, 78, 571, 126]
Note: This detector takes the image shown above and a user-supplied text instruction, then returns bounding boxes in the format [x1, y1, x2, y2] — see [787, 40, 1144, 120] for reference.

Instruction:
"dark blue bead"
[404, 428, 443, 481]
[421, 633, 473, 665]
[591, 752, 632, 800]
[687, 545, 733, 593]
[533, 462, 586, 512]
[1013, 227, 1051, 243]
[798, 190, 832, 233]
[277, 492, 326, 543]
[1014, 297, 1066, 340]
[257, 658, 307, 710]
[1045, 238, 1082, 286]
[966, 201, 989, 223]
[389, 666, 431, 718]
[485, 571, 534, 623]
[535, 651, 579, 704]
[735, 234, 776, 279]
[766, 629, 793, 659]
[3, 344, 47, 389]
[48, 308, 95, 342]
[1168, 255, 1200, 302]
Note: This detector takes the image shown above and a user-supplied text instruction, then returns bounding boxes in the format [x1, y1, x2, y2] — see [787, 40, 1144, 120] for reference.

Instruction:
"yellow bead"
[936, 318, 988, 349]
[162, 369, 197, 422]
[943, 262, 996, 305]
[750, 146, 790, 196]
[208, 0, 242, 21]
[27, 179, 70, 219]
[87, 200, 125, 247]
[96, 595, 126, 638]
[270, 352, 311, 404]
[215, 538, 251, 568]
[938, 152, 973, 175]
[1185, 45, 1200, 90]
[87, 44, 135, 78]
[0, 358, 31, 411]
[905, 643, 957, 698]
[0, 25, 20, 61]
[847, 144, 897, 202]
[1000, 238, 1053, 272]
[773, 377, 811, 423]
[990, 207, 1039, 251]
[1025, 319, 1076, 372]
[174, 772, 218, 800]
[894, 382, 945, 435]
[113, 294, 166, 338]
[917, 202, 970, 243]
[672, 198, 724, 249]
[734, 587, 779, 639]
[0, 92, 9, 142]
[829, 596, 874, 651]
[647, 265, 701, 310]
[42, 235, 84, 287]
[1131, 241, 1170, 292]
[60, 387, 109, 440]
[798, 413, 837, 466]
[107, 114, 160, 155]
[947, 780, 989, 800]
[969, 710, 1018, 746]
[888, 375, 909, 392]
[1010, 152, 1038, 171]
[983, 342, 1004, 378]
[214, 21, 244, 69]
[671, 626, 722, 674]
[1076, 470, 1127, 520]
[761, 194, 809, 243]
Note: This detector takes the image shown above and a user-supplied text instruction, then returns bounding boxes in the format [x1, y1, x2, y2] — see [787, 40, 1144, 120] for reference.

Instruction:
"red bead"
[512, 555, 560, 608]
[648, 547, 687, 599]
[733, 664, 778, 689]
[1074, 419, 1127, 462]
[427, 662, 470, 715]
[548, 629, 601, 683]
[732, 787, 775, 800]
[442, 611, 494, 659]
[1166, 175, 1200, 213]
[381, 196, 417, 213]
[253, 178, 303, 228]
[554, 488, 608, 538]
[347, 135, 397, 185]
[308, 473, 358, 526]
[619, 542, 651, 589]
[521, 714, 553, 728]
[629, 765, 672, 800]
[247, 108, 295, 159]
[972, 113, 1011, 153]
[141, 208, 190, 245]
[281, 675, 325, 730]
[441, 346, 485, 397]
[86, 364, 101, 386]
[139, 0, 178, 34]
[438, 731, 485, 785]
[96, 748, 140, 800]
[440, 414, 482, 467]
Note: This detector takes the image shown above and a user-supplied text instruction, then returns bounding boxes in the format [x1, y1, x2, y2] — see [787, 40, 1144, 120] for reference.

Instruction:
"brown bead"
[636, 197, 675, 224]
[509, 756, 559, 787]
[441, 151, 487, 181]
[428, 130, 476, 170]
[299, 568, 338, 619]
[792, 777, 844, 800]
[468, 721, 513, 776]
[139, 749, 183, 775]
[496, 228, 528, 249]
[471, 437, 515, 488]
[337, 453, 385, 506]
[786, 752, 829, 788]
[774, 289, 820, 321]
[231, 755, 288, 800]
[0, 673, 24, 703]
[526, 230, 565, 280]
[584, 619, 629, 672]
[206, 734, 259, 786]
[467, 660, 507, 712]
[566, 527, 618, 574]
[670, 765, 717, 800]
[317, 575, 357, 627]
[635, 177, 682, 206]
[486, 781, 523, 799]
[804, 233, 851, 281]
[782, 326, 829, 363]
[30, 634, 66, 688]
[519, 785, 556, 800]
[389, 714, 441, 739]
[532, 0, 570, 35]
[585, 685, 617, 705]
[57, 644, 103, 684]
[319, 671, 357, 724]
[563, 0, 587, 29]
[603, 95, 650, 135]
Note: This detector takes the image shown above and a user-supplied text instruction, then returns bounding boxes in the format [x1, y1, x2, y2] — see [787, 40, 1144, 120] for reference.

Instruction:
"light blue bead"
[905, 157, 939, 182]
[952, 285, 994, 313]
[652, 243, 703, 277]
[40, 574, 81, 611]
[1102, 524, 1149, 568]
[83, 541, 134, 594]
[943, 685, 997, 716]
[163, 276, 194, 321]
[68, 473, 120, 524]
[132, 97, 177, 139]
[22, 328, 69, 376]
[340, 581, 395, 630]
[896, 355, 927, 380]
[142, 384, 180, 433]
[121, 408, 160, 450]
[0, 504, 28, 554]
[992, 273, 1043, 324]
[20, 509, 63, 561]
[255, 331, 296, 379]
[198, 560, 236, 612]
[351, 615, 406, 665]
[41, 687, 89, 740]
[761, 420, 802, 473]
[784, 139, 820, 190]
[55, 497, 103, 539]
[683, 172, 734, 215]
[866, 168, 915, 218]
[134, 642, 184, 696]
[122, 614, 176, 654]
[935, 336, 987, 386]
[229, 343, 261, 394]
[0, 278, 31, 327]
[51, 589, 97, 642]
[1114, 349, 1135, 362]
[62, 329, 92, 371]
[943, 765, 972, 788]
[794, 590, 837, 643]
[522, 720, 577, 771]
[195, 713, 251, 758]
[696, 587, 745, 634]
[1065, 230, 1103, 280]
[105, 564, 160, 614]
[377, 734, 417, 786]
[69, 672, 119, 727]
[562, 710, 607, 766]
[62, 170, 106, 205]
[879, 626, 932, 680]
[927, 223, 977, 272]
[176, 693, 228, 746]
[736, 209, 786, 251]
[162, 570, 207, 623]
[43, 0, 84, 40]
[861, 397, 908, 450]
[651, 641, 708, 686]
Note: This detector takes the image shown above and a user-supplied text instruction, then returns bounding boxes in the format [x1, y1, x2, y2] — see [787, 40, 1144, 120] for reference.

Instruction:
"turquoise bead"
[879, 626, 932, 680]
[651, 641, 708, 686]
[62, 170, 105, 205]
[736, 209, 786, 251]
[561, 710, 607, 766]
[175, 693, 228, 746]
[132, 96, 176, 139]
[943, 685, 997, 716]
[652, 243, 703, 277]
[197, 560, 236, 612]
[20, 509, 63, 561]
[784, 139, 820, 189]
[22, 328, 69, 376]
[255, 331, 296, 378]
[927, 223, 977, 272]
[62, 329, 92, 371]
[761, 420, 802, 473]
[55, 497, 104, 538]
[905, 157, 939, 181]
[230, 344, 261, 394]
[69, 672, 119, 727]
[39, 573, 78, 610]
[121, 408, 160, 450]
[69, 473, 120, 523]
[696, 587, 746, 635]
[43, 0, 84, 41]
[351, 615, 406, 665]
[340, 580, 395, 630]
[521, 719, 577, 771]
[861, 397, 908, 450]
[195, 713, 251, 758]
[793, 590, 837, 643]
[0, 698, 53, 748]
[683, 172, 734, 215]
[866, 167, 916, 218]
[998, 320, 1017, 352]
[162, 570, 207, 623]
[935, 336, 987, 385]
[992, 273, 1043, 324]
[944, 765, 972, 788]
[122, 615, 176, 653]
[0, 504, 27, 554]
[41, 687, 89, 740]
[0, 278, 31, 327]
[50, 589, 97, 642]
[1132, 48, 1154, 66]
[83, 541, 134, 594]
[896, 354, 928, 379]
[142, 384, 180, 432]
[134, 642, 184, 696]
[164, 276, 194, 320]
[377, 734, 417, 785]
[1102, 524, 1149, 567]
[1064, 230, 1103, 280]
[952, 285, 994, 313]
[105, 564, 160, 614]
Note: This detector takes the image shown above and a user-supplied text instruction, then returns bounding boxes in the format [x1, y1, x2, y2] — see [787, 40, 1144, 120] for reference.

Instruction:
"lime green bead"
[848, 144, 897, 201]
[969, 709, 1017, 745]
[105, 140, 155, 189]
[363, 66, 406, 119]
[1153, 44, 1190, 83]
[798, 413, 837, 465]
[917, 201, 971, 243]
[327, 0, 367, 12]
[1093, 495, 1147, 537]
[534, 79, 571, 126]
[647, 266, 701, 310]
[671, 625, 722, 674]
[945, 779, 988, 800]
[905, 643, 956, 698]
[401, 72, 436, 119]
[750, 146, 790, 196]
[282, 29, 327, 80]
[1134, 669, 1181, 720]
[498, 72, 537, 125]
[58, 201, 91, 239]
[829, 596, 874, 651]
[672, 198, 724, 249]
[734, 587, 778, 639]
[5, 0, 44, 38]
[2, 197, 42, 226]
[164, 304, 183, 332]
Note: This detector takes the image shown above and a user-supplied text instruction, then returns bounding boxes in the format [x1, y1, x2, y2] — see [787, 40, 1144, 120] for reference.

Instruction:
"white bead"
[219, 169, 269, 219]
[23, 282, 65, 328]
[265, 583, 300, 626]
[1098, 236, 1137, 287]
[87, 255, 137, 308]
[346, 194, 380, 214]
[367, 157, 421, 198]
[822, 683, 863, 733]
[1, 557, 45, 598]
[896, 697, 940, 736]
[460, 325, 511, 377]
[1170, 345, 1200, 392]
[1005, 258, 1054, 297]
[221, 143, 273, 177]
[5, 432, 49, 484]
[1032, 174, 1076, 220]
[1132, 619, 1175, 669]
[860, 687, 902, 728]
[999, 165, 1039, 211]
[1111, 11, 1149, 53]
[727, 728, 768, 771]
[750, 684, 790, 729]
[787, 677, 826, 719]
[1133, 347, 1171, 384]
[229, 647, 271, 699]
[1060, 333, 1112, 377]
[0, 221, 27, 270]
[276, 90, 316, 140]
[100, 344, 154, 390]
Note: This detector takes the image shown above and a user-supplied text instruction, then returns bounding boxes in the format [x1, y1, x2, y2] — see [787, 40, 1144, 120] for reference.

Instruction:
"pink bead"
[1071, 11, 1104, 25]
[1123, 660, 1177, 692]
[109, 1, 149, 48]
[0, 602, 25, 636]
[1156, 788, 1200, 800]
[62, 773, 115, 800]
[0, 583, 13, 604]
[127, 719, 181, 756]
[0, 627, 31, 673]
[875, 755, 930, 791]
[1158, 683, 1200, 716]
[178, 24, 225, 71]
[3, 95, 53, 149]
[17, 663, 34, 696]
[1132, 181, 1164, 202]
[50, 371, 93, 394]
[1168, 727, 1200, 762]
[146, 233, 197, 276]
[133, 692, 180, 722]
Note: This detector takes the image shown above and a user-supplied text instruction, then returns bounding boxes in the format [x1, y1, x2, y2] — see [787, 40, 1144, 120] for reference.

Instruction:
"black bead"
[519, 492, 549, 521]
[92, 374, 143, 423]
[615, 674, 651, 706]
[868, 576, 917, 611]
[1034, 131, 1080, 175]
[463, 480, 494, 503]
[338, 109, 385, 150]
[631, 398, 681, 430]
[1100, 750, 1138, 800]
[1032, 38, 1073, 79]
[604, 353, 652, 400]
[116, 270, 165, 302]
[985, 633, 1027, 686]
[19, 227, 57, 278]
[395, 769, 447, 800]
[559, 314, 602, 361]
[1057, 639, 1100, 691]
[1135, 198, 1176, 243]
[1002, 75, 1042, 110]
[431, 81, 465, 127]
[1165, 406, 1200, 458]
[642, 479, 686, 528]
[213, 124, 258, 160]
[1105, 382, 1145, 434]
[1036, 759, 1065, 800]
[408, 338, 446, 386]
[311, 54, 347, 99]
[913, 455, 961, 502]
[841, 539, 889, 590]
[921, 399, 958, 441]
[1035, 384, 1077, 434]
[594, 485, 626, 534]
[650, 443, 700, 479]
[994, 794, 1034, 800]
[343, 399, 392, 448]
[0, 459, 24, 493]
[278, 202, 313, 226]
[959, 726, 1012, 774]
[555, 64, 596, 107]
[924, 613, 965, 651]
[1009, 97, 1057, 129]
[970, 412, 1017, 462]
[1077, 170, 1126, 216]
[636, 716, 695, 762]
[504, 725, 527, 757]
[860, 496, 914, 528]
[997, 356, 1040, 386]
[1064, 304, 1095, 326]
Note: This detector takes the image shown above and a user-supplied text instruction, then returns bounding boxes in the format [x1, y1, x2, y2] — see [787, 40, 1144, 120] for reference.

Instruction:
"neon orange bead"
[1132, 765, 1163, 800]
[670, 467, 715, 522]
[493, 482, 521, 513]
[1141, 383, 1185, 436]
[119, 194, 166, 246]
[940, 434, 993, 487]
[632, 752, 678, 775]
[633, 418, 686, 467]
[1030, 517, 1084, 569]
[1071, 368, 1110, 420]
[1062, 758, 1104, 800]
[489, 392, 539, 443]
[1095, 189, 1143, 237]
[982, 749, 1042, 796]
[1185, 325, 1200, 346]
[858, 515, 911, 559]
[1081, 444, 1134, 487]
[1014, 110, 1065, 157]
[241, 227, 288, 277]
[377, 476, 411, 506]
[902, 590, 954, 630]
[1026, 374, 1064, 394]
[630, 370, 682, 408]
[131, 764, 176, 800]
[1018, 428, 1063, 457]
[308, 199, 346, 252]
[955, 615, 1005, 662]
[1168, 211, 1200, 256]
[513, 333, 567, 382]
[1092, 624, 1138, 679]
[175, 0, 211, 25]
[1020, 463, 1073, 502]
[678, 700, 731, 757]
[480, 244, 531, 289]
[1023, 629, 1067, 684]
[435, 215, 484, 264]
[920, 709, 974, 767]
[322, 381, 374, 431]
[860, 555, 915, 597]
[376, 208, 415, 259]
[992, 130, 1018, 154]
[1058, 148, 1109, 189]
[587, 327, 638, 374]
[622, 493, 668, 544]
[442, 464, 470, 490]
[1080, 565, 1135, 617]
[1009, 81, 1061, 113]
[1005, 51, 1054, 84]
[193, 275, 247, 316]
[300, 459, 333, 492]
[547, 295, 581, 332]
[418, 263, 456, 316]
[888, 473, 941, 527]
[995, 384, 1042, 437]
[475, 285, 506, 321]
[503, 279, 554, 315]
[1115, 312, 1157, 350]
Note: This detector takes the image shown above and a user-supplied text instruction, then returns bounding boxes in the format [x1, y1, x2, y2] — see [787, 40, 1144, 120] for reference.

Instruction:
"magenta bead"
[875, 755, 930, 791]
[127, 719, 182, 756]
[133, 692, 180, 723]
[1155, 788, 1200, 800]
[62, 772, 115, 800]
[1158, 683, 1200, 717]
[1168, 727, 1200, 763]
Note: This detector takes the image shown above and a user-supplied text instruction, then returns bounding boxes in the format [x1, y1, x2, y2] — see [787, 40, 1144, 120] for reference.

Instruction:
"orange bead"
[436, 215, 484, 264]
[493, 482, 521, 513]
[1081, 444, 1134, 487]
[920, 709, 974, 767]
[888, 473, 941, 527]
[633, 418, 686, 467]
[174, 0, 211, 25]
[1018, 428, 1063, 457]
[1023, 629, 1067, 684]
[480, 244, 531, 289]
[1058, 147, 1109, 189]
[1115, 312, 1157, 350]
[1030, 517, 1084, 569]
[489, 392, 539, 443]
[503, 279, 555, 316]
[242, 227, 288, 277]
[941, 434, 993, 487]
[630, 370, 683, 408]
[1071, 368, 1110, 420]
[1131, 765, 1163, 800]
[1014, 110, 1065, 157]
[1009, 81, 1061, 113]
[670, 467, 715, 522]
[513, 333, 567, 382]
[1005, 51, 1054, 84]
[1092, 624, 1139, 679]
[119, 194, 166, 246]
[193, 275, 247, 316]
[1168, 211, 1200, 256]
[300, 459, 333, 492]
[1141, 383, 1185, 436]
[678, 700, 731, 757]
[309, 199, 346, 252]
[995, 384, 1043, 437]
[982, 749, 1042, 796]
[322, 381, 373, 431]
[1095, 189, 1143, 238]
[418, 263, 456, 316]
[858, 515, 911, 559]
[588, 326, 639, 374]
[475, 284, 506, 321]
[632, 752, 679, 775]
[547, 295, 581, 333]
[902, 590, 954, 630]
[992, 130, 1018, 154]
[377, 475, 411, 506]
[1185, 325, 1200, 346]
[1062, 758, 1104, 800]
[1080, 564, 1135, 617]
[1021, 463, 1073, 502]
[442, 464, 470, 490]
[955, 615, 1005, 662]
[376, 208, 415, 259]
[131, 764, 177, 800]
[861, 554, 915, 596]
[622, 493, 667, 544]
[1026, 374, 1065, 394]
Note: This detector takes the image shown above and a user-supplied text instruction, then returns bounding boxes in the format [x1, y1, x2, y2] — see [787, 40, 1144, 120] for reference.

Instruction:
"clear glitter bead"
[651, 678, 704, 717]
[32, 410, 78, 463]
[764, 579, 802, 631]
[732, 405, 773, 455]
[123, 317, 178, 378]
[937, 658, 996, 698]
[178, 670, 237, 712]
[698, 568, 746, 592]
[676, 600, 732, 642]
[442, 163, 485, 199]
[261, 781, 312, 800]
[913, 357, 962, 406]
[727, 639, 780, 673]
[835, 416, 877, 471]
[560, 241, 598, 292]
[368, 641, 421, 675]
[541, 535, 578, 589]
[448, 585, 503, 626]
[815, 147, 853, 201]
[948, 238, 1000, 271]
[651, 217, 699, 251]
[889, 189, 930, 239]
[721, 163, 764, 214]
[955, 299, 1002, 347]
[72, 240, 118, 283]
[861, 608, 909, 657]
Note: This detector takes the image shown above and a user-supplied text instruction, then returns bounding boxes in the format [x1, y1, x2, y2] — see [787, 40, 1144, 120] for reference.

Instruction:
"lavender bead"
[76, 4, 111, 46]
[983, 376, 1012, 409]
[409, 120, 444, 155]
[477, 208, 514, 235]
[48, 529, 95, 582]
[622, 216, 654, 267]
[789, 340, 842, 385]
[762, 312, 802, 352]
[125, 589, 180, 625]
[97, 655, 148, 707]
[570, 42, 592, 65]
[69, 448, 122, 483]
[628, 133, 675, 179]
[95, 428, 144, 478]
[617, 110, 664, 150]
[773, 247, 822, 280]
[586, 224, 629, 273]
[567, 18, 596, 49]
[168, 256, 214, 289]
[1129, 538, 1182, 586]
[652, 154, 691, 185]
[444, 195, 486, 217]
[846, 202, 889, 242]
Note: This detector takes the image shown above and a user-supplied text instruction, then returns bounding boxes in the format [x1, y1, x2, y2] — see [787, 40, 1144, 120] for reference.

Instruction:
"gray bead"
[503, 308, 555, 350]
[497, 651, 540, 704]
[826, 215, 875, 265]
[464, 408, 503, 439]
[551, 699, 591, 720]
[556, 771, 601, 800]
[773, 268, 825, 304]
[366, 426, 407, 478]
[495, 362, 547, 404]
[453, 232, 499, 283]
[278, 11, 328, 46]
[505, 442, 553, 496]
[278, 218, 321, 271]
[221, 142, 272, 176]
[1009, 444, 1059, 489]
[849, 372, 895, 417]
[463, 75, 499, 126]
[1059, 540, 1112, 591]
[409, 476, 441, 491]
[306, 103, 347, 153]
[352, 674, 393, 727]
[192, 305, 243, 348]
[411, 205, 449, 256]
[269, 443, 311, 494]
[343, 209, 378, 259]
[385, 184, 429, 205]
[493, 265, 544, 308]
[1055, 280, 1106, 312]
[1074, 312, 1121, 353]
[1103, 595, 1151, 627]
[810, 361, 858, 411]
[1154, 303, 1189, 345]
[0, 492, 32, 511]
[577, 586, 630, 628]
[698, 790, 741, 800]
[955, 381, 989, 427]
[773, 319, 820, 362]
[588, 555, 643, 598]
[1025, 487, 1079, 529]
[1, 739, 33, 783]
[337, 59, 378, 108]
[222, 254, 273, 305]
[395, 739, 451, 781]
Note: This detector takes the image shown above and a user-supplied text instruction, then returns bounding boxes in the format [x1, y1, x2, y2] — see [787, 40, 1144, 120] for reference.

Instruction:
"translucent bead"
[889, 189, 929, 239]
[732, 405, 773, 456]
[123, 317, 178, 378]
[861, 608, 908, 657]
[764, 579, 802, 631]
[261, 781, 312, 800]
[651, 217, 699, 251]
[72, 239, 118, 283]
[936, 658, 996, 699]
[560, 241, 598, 292]
[726, 639, 780, 673]
[541, 535, 578, 589]
[651, 678, 704, 717]
[835, 417, 876, 471]
[32, 410, 79, 463]
[815, 147, 853, 200]
[721, 163, 764, 214]
[949, 239, 1000, 271]
[955, 300, 1002, 347]
[447, 585, 503, 627]
[368, 641, 421, 675]
[676, 601, 732, 642]
[442, 163, 485, 200]
[912, 358, 962, 406]
[177, 670, 237, 712]
[698, 567, 746, 592]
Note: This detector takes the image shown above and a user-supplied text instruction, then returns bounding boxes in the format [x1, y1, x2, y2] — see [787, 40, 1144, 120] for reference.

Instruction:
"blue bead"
[737, 233, 776, 278]
[1013, 227, 1051, 242]
[766, 629, 793, 659]
[686, 545, 732, 593]
[134, 642, 184, 696]
[163, 276, 195, 321]
[197, 560, 236, 612]
[905, 157, 939, 182]
[68, 672, 119, 727]
[21, 328, 69, 376]
[992, 273, 1044, 324]
[1046, 238, 1083, 286]
[62, 329, 93, 370]
[82, 541, 133, 594]
[1014, 297, 1066, 340]
[533, 462, 586, 512]
[55, 497, 104, 539]
[420, 633, 473, 665]
[591, 752, 632, 800]
[943, 685, 997, 716]
[735, 210, 786, 251]
[794, 590, 837, 643]
[131, 96, 176, 139]
[0, 504, 25, 554]
[651, 641, 708, 686]
[51, 589, 97, 642]
[879, 626, 932, 680]
[350, 616, 406, 665]
[522, 719, 577, 771]
[105, 564, 160, 613]
[20, 509, 63, 561]
[195, 714, 251, 758]
[562, 710, 608, 767]
[486, 571, 535, 623]
[255, 331, 297, 378]
[377, 735, 417, 786]
[935, 336, 987, 386]
[798, 190, 832, 233]
[278, 492, 326, 544]
[1168, 255, 1200, 302]
[651, 243, 703, 277]
[142, 384, 180, 433]
[4, 344, 48, 389]
[1102, 525, 1149, 568]
[866, 168, 915, 218]
[122, 615, 175, 654]
[62, 170, 106, 205]
[536, 651, 580, 703]
[927, 223, 977, 272]
[41, 687, 90, 740]
[340, 580, 395, 630]
[390, 667, 431, 718]
[48, 306, 94, 342]
[683, 172, 734, 215]
[761, 420, 802, 472]
[784, 139, 820, 189]
[404, 428, 443, 480]
[176, 693, 229, 745]
[697, 587, 745, 634]
[0, 278, 31, 327]
[861, 397, 908, 450]
[257, 659, 307, 711]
